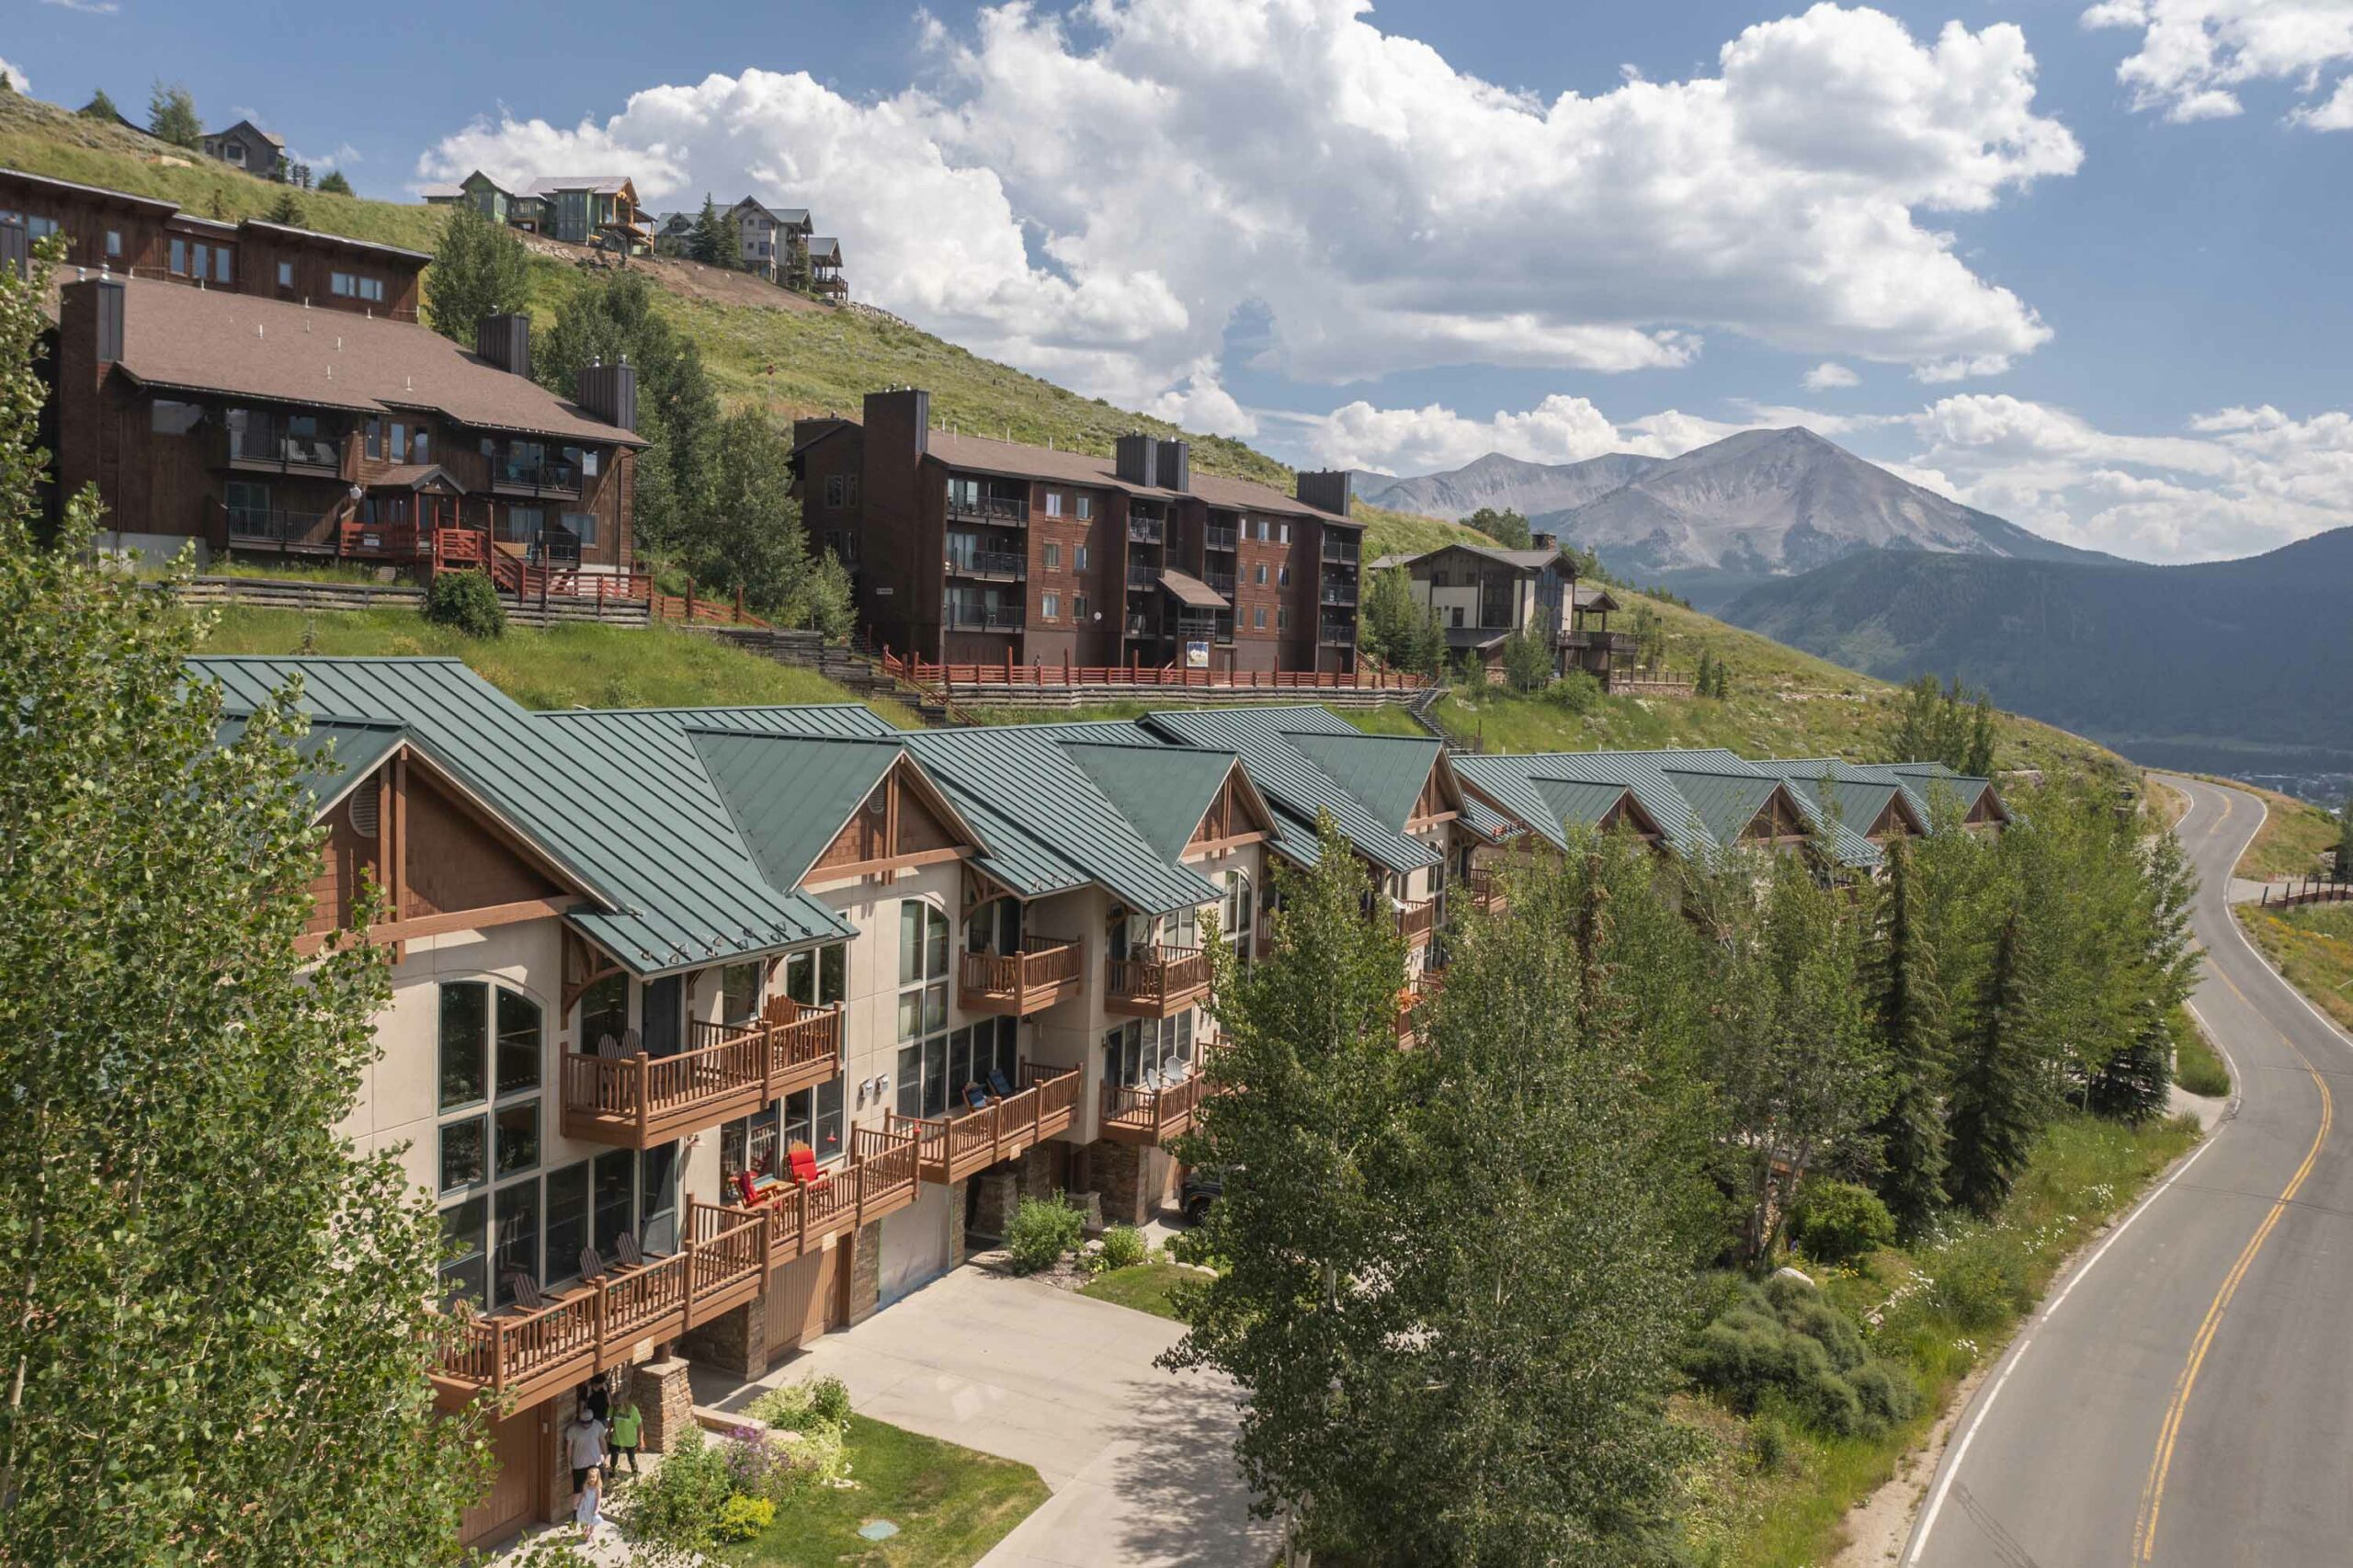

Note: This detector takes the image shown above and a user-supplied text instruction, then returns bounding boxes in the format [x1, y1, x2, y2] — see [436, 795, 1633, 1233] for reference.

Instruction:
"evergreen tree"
[692, 407, 821, 615]
[1865, 839, 1949, 1233]
[1461, 506, 1531, 548]
[1497, 608, 1552, 693]
[1631, 603, 1667, 670]
[146, 80, 201, 150]
[1964, 692, 1998, 778]
[265, 189, 304, 226]
[1359, 563, 1419, 669]
[424, 200, 532, 345]
[691, 194, 733, 267]
[1890, 674, 1999, 774]
[1946, 911, 2042, 1214]
[316, 169, 355, 197]
[0, 234, 482, 1566]
[2086, 1012, 2174, 1124]
[783, 234, 813, 292]
[80, 90, 121, 121]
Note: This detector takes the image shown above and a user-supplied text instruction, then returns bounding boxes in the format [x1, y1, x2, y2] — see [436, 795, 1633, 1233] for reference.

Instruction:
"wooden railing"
[1469, 868, 1505, 914]
[878, 648, 1426, 692]
[1395, 898, 1439, 948]
[1099, 1053, 1221, 1144]
[652, 585, 770, 629]
[436, 1197, 766, 1403]
[563, 1004, 841, 1146]
[1396, 971, 1444, 1043]
[2258, 876, 2352, 909]
[957, 938, 1081, 1014]
[884, 1062, 1083, 1183]
[1105, 944, 1212, 1015]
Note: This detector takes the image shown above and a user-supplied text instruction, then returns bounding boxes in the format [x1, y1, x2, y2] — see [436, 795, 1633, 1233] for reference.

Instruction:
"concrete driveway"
[699, 1266, 1280, 1568]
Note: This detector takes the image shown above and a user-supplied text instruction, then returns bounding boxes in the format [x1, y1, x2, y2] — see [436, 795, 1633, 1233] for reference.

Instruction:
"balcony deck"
[559, 1001, 844, 1149]
[885, 1062, 1083, 1185]
[1105, 944, 1211, 1017]
[1098, 1051, 1225, 1145]
[1395, 971, 1443, 1045]
[957, 938, 1082, 1017]
[1469, 867, 1506, 915]
[1395, 897, 1439, 949]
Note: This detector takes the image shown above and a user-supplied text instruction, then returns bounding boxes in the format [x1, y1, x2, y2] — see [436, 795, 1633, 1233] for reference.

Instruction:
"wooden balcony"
[1395, 897, 1439, 949]
[886, 1062, 1083, 1185]
[432, 1198, 767, 1411]
[559, 1001, 844, 1149]
[1395, 971, 1443, 1045]
[1469, 867, 1506, 914]
[1099, 1052, 1224, 1145]
[958, 938, 1083, 1017]
[1105, 944, 1212, 1017]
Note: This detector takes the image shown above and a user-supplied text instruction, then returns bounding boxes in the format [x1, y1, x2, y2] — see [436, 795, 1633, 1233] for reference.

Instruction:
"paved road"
[1904, 776, 2353, 1568]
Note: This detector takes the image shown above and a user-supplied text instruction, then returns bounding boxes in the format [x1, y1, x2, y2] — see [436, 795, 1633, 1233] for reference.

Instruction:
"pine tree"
[1866, 839, 1949, 1233]
[80, 90, 120, 121]
[2086, 1010, 2174, 1124]
[265, 189, 304, 226]
[1946, 911, 2043, 1215]
[146, 81, 201, 150]
[1964, 694, 1997, 778]
[691, 194, 733, 267]
[316, 170, 354, 197]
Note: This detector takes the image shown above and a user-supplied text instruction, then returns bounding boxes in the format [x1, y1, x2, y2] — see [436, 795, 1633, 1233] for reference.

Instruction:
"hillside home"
[526, 176, 647, 252]
[421, 170, 544, 233]
[201, 119, 287, 180]
[728, 197, 813, 279]
[1368, 536, 1636, 685]
[808, 235, 847, 299]
[52, 279, 642, 577]
[0, 167, 429, 321]
[791, 389, 1366, 677]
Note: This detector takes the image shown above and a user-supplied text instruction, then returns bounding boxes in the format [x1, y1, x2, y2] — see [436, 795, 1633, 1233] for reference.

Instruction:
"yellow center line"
[2132, 959, 2331, 1562]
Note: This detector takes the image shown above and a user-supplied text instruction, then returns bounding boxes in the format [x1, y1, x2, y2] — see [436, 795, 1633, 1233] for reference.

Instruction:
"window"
[778, 941, 846, 1006]
[722, 1101, 783, 1184]
[106, 229, 123, 258]
[436, 979, 550, 1300]
[389, 422, 410, 463]
[277, 259, 294, 289]
[149, 400, 201, 437]
[1278, 607, 1290, 631]
[439, 1116, 487, 1194]
[1041, 593, 1059, 620]
[900, 1021, 1014, 1119]
[1074, 594, 1089, 621]
[363, 418, 382, 460]
[1279, 522, 1292, 544]
[562, 511, 598, 549]
[578, 971, 627, 1053]
[845, 473, 859, 505]
[1279, 566, 1291, 586]
[438, 1197, 487, 1307]
[783, 1074, 847, 1163]
[591, 1149, 634, 1252]
[168, 237, 186, 276]
[1042, 542, 1060, 571]
[492, 1180, 540, 1307]
[1222, 869, 1254, 950]
[543, 1160, 590, 1284]
[226, 143, 246, 165]
[1074, 545, 1088, 572]
[1254, 607, 1267, 630]
[495, 990, 541, 1099]
[329, 271, 383, 302]
[1254, 564, 1268, 586]
[1044, 492, 1063, 518]
[1100, 1012, 1196, 1088]
[210, 245, 233, 285]
[722, 961, 761, 1024]
[223, 480, 271, 534]
[439, 983, 489, 1110]
[825, 474, 846, 507]
[895, 902, 952, 1118]
[641, 1144, 681, 1254]
[1076, 495, 1093, 521]
[501, 507, 544, 547]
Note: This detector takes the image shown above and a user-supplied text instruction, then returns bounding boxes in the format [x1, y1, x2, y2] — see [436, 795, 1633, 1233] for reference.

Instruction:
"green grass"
[721, 1415, 1048, 1568]
[2171, 1006, 2232, 1096]
[2239, 901, 2353, 1035]
[1077, 1261, 1211, 1321]
[1684, 1112, 2202, 1568]
[1334, 705, 1431, 737]
[178, 560, 391, 585]
[190, 605, 920, 722]
[2226, 783, 2345, 881]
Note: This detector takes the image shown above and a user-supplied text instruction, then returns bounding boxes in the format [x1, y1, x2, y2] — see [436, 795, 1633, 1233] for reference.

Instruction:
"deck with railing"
[433, 1198, 767, 1410]
[885, 1062, 1084, 1184]
[1099, 1050, 1225, 1144]
[878, 649, 1427, 692]
[1395, 897, 1439, 949]
[1469, 867, 1506, 914]
[957, 938, 1083, 1016]
[560, 1001, 844, 1148]
[1105, 944, 1212, 1017]
[1395, 970, 1444, 1044]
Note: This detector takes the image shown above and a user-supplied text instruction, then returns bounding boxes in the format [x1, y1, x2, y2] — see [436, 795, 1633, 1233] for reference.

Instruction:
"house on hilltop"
[1367, 535, 1636, 686]
[201, 119, 288, 181]
[728, 197, 812, 280]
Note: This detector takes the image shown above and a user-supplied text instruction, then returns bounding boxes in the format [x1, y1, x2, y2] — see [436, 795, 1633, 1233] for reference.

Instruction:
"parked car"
[1179, 1165, 1227, 1225]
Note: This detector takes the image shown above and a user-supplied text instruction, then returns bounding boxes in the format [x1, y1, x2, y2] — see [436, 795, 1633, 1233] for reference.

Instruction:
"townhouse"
[728, 197, 813, 279]
[423, 172, 649, 254]
[2, 167, 428, 320]
[793, 389, 1367, 677]
[199, 653, 2002, 1548]
[1366, 535, 1638, 686]
[51, 274, 642, 577]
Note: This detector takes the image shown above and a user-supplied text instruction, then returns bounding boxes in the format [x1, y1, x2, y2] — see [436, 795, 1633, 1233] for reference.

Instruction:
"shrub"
[1546, 668, 1602, 714]
[1097, 1223, 1149, 1271]
[1164, 1226, 1226, 1269]
[1005, 1193, 1086, 1274]
[624, 1426, 736, 1551]
[424, 569, 506, 638]
[1791, 1181, 1898, 1265]
[1920, 1230, 2033, 1332]
[1747, 1413, 1789, 1473]
[1686, 1276, 1919, 1439]
[746, 1373, 852, 1437]
[713, 1494, 775, 1543]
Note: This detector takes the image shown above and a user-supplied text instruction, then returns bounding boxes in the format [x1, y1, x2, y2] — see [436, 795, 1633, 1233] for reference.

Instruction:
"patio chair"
[501, 1269, 551, 1311]
[787, 1144, 834, 1193]
[613, 1232, 647, 1268]
[595, 1033, 622, 1060]
[620, 1028, 644, 1057]
[986, 1067, 1017, 1099]
[578, 1245, 639, 1283]
[962, 1081, 994, 1112]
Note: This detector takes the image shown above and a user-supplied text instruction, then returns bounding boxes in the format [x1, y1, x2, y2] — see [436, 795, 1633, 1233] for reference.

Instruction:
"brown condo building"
[792, 389, 1365, 676]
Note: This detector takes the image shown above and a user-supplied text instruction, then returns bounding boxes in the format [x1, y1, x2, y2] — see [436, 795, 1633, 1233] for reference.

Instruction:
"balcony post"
[491, 1317, 508, 1397]
[631, 1056, 649, 1145]
[680, 1230, 699, 1333]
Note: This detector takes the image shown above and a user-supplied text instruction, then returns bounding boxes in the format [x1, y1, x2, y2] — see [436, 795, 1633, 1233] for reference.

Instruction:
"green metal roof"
[1530, 777, 1634, 834]
[1279, 731, 1445, 832]
[1061, 741, 1238, 863]
[192, 659, 856, 973]
[1756, 757, 1984, 838]
[216, 708, 409, 812]
[1657, 768, 1782, 846]
[690, 731, 903, 892]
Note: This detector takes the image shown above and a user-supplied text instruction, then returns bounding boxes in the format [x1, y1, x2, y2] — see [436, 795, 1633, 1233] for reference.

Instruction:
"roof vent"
[347, 778, 380, 838]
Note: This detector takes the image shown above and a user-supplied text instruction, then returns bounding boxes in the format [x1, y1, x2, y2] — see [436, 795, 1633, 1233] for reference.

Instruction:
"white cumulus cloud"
[0, 57, 31, 96]
[419, 1, 2080, 405]
[1803, 362, 1862, 390]
[2084, 0, 2353, 127]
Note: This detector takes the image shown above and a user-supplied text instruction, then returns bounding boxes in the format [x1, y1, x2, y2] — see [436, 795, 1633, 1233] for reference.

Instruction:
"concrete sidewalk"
[696, 1266, 1279, 1567]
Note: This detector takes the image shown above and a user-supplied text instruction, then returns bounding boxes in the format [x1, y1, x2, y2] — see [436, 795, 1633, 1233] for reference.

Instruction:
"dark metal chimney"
[1155, 438, 1189, 493]
[1295, 470, 1353, 517]
[1114, 432, 1159, 488]
[474, 312, 532, 381]
[576, 358, 639, 433]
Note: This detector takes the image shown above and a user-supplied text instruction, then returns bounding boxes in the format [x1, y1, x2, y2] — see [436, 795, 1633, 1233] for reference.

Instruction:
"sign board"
[1184, 640, 1210, 669]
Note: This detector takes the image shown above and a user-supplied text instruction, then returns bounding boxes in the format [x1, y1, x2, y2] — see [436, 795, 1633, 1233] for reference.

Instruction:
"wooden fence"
[2257, 877, 2352, 910]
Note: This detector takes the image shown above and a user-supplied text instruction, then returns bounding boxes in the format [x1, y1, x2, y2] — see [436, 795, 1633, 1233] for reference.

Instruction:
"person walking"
[608, 1392, 643, 1477]
[584, 1371, 611, 1425]
[575, 1465, 604, 1542]
[565, 1406, 608, 1506]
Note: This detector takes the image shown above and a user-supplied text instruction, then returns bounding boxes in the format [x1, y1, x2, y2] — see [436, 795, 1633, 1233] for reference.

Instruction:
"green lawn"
[190, 605, 919, 722]
[1684, 1112, 2202, 1568]
[1078, 1261, 1212, 1322]
[2239, 902, 2353, 1035]
[1334, 705, 1432, 738]
[722, 1416, 1048, 1568]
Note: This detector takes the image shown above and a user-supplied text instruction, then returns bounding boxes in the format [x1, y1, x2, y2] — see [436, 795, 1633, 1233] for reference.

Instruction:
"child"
[575, 1465, 604, 1541]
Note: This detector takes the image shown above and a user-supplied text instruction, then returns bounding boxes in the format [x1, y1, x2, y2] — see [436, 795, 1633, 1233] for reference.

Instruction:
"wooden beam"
[1184, 831, 1269, 858]
[298, 894, 585, 954]
[803, 846, 972, 891]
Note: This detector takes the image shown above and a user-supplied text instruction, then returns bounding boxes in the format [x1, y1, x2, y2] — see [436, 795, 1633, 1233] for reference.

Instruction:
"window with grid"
[895, 902, 951, 1118]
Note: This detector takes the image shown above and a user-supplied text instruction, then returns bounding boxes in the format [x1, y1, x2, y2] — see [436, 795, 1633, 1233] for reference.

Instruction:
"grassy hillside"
[190, 605, 918, 722]
[2224, 782, 2345, 881]
[2239, 902, 2353, 1034]
[1408, 591, 2124, 778]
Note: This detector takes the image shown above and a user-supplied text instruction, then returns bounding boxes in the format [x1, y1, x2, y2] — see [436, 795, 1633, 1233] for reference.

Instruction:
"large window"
[894, 901, 953, 1118]
[1221, 870, 1253, 954]
[1101, 1012, 1195, 1088]
[578, 971, 628, 1052]
[435, 980, 549, 1307]
[898, 1022, 1015, 1119]
[725, 1074, 850, 1182]
[721, 961, 761, 1025]
[780, 942, 847, 1007]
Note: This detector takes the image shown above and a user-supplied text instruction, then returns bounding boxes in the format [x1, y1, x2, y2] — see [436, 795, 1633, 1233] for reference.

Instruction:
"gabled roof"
[190, 659, 855, 973]
[1748, 763, 1919, 844]
[1756, 757, 1998, 831]
[1159, 569, 1227, 610]
[807, 236, 842, 261]
[1281, 731, 1449, 832]
[1451, 747, 1883, 865]
[1135, 707, 1438, 874]
[1369, 541, 1569, 575]
[237, 220, 433, 264]
[1060, 742, 1269, 864]
[208, 119, 285, 149]
[527, 175, 636, 198]
[911, 427, 1358, 528]
[216, 708, 408, 815]
[1657, 768, 1788, 846]
[1530, 777, 1641, 835]
[691, 732, 904, 892]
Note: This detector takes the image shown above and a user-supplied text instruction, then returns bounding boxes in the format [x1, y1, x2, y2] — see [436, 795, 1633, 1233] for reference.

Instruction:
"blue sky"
[8, 0, 2351, 562]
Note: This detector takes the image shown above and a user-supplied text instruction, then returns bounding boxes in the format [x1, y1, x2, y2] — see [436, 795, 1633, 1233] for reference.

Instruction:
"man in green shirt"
[608, 1393, 643, 1476]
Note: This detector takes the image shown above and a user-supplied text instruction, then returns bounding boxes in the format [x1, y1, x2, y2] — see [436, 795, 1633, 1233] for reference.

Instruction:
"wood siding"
[401, 769, 563, 922]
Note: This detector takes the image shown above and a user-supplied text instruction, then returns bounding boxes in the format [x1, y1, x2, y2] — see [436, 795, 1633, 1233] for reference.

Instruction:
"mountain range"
[1722, 528, 2353, 784]
[1355, 428, 2107, 608]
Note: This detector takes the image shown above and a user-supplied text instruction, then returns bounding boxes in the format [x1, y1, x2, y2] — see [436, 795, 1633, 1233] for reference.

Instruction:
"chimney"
[475, 312, 531, 380]
[862, 387, 929, 460]
[93, 276, 126, 363]
[0, 218, 28, 282]
[577, 358, 639, 434]
[1295, 469, 1352, 517]
[1531, 530, 1558, 551]
[1155, 438, 1190, 493]
[1113, 432, 1158, 488]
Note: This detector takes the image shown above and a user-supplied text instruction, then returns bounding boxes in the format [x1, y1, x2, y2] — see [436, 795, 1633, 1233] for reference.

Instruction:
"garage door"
[767, 1241, 845, 1361]
[879, 1184, 950, 1304]
[460, 1404, 544, 1551]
